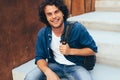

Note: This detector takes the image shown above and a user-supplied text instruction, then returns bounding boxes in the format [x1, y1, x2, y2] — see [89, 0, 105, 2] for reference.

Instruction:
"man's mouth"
[52, 19, 59, 24]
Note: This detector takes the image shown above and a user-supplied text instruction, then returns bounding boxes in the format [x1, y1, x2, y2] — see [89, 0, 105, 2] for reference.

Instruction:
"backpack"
[61, 22, 96, 70]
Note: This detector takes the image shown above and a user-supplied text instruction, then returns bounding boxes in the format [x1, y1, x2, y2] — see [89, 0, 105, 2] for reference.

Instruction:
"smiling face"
[44, 5, 64, 29]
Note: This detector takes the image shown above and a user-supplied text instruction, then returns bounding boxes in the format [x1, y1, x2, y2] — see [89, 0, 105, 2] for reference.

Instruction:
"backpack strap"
[62, 22, 74, 45]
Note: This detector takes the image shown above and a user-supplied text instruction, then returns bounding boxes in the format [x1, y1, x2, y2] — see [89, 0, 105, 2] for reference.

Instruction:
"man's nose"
[52, 13, 56, 18]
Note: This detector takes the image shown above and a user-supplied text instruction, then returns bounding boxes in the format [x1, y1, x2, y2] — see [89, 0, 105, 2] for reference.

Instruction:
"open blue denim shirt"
[35, 21, 98, 65]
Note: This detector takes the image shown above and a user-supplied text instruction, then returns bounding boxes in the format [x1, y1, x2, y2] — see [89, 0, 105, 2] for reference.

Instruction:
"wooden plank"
[64, 0, 71, 17]
[85, 0, 92, 12]
[71, 0, 85, 16]
[91, 0, 95, 11]
[85, 0, 95, 12]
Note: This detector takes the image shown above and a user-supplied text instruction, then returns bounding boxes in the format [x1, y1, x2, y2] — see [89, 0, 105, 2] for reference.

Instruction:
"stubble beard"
[51, 20, 64, 29]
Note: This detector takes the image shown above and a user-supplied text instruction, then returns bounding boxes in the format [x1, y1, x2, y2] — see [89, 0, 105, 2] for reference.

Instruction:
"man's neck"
[52, 25, 64, 37]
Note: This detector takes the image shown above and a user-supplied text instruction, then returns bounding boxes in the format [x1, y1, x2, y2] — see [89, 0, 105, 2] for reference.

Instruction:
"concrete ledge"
[12, 59, 120, 80]
[12, 59, 37, 80]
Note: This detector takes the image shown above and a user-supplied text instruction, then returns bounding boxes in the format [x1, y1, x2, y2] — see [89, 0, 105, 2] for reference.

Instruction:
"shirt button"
[49, 38, 51, 40]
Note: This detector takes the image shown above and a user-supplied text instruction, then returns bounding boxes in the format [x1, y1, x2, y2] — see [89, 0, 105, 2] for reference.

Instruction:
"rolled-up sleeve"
[35, 28, 47, 64]
[77, 23, 98, 53]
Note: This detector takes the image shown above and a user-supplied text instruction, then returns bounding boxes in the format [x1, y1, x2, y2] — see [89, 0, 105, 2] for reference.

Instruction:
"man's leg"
[65, 65, 93, 80]
[24, 63, 67, 80]
[48, 63, 67, 79]
[24, 66, 45, 80]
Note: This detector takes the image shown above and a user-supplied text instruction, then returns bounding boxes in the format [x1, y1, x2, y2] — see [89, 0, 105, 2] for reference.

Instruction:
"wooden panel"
[72, 0, 85, 16]
[64, 0, 71, 16]
[85, 0, 95, 12]
[91, 0, 95, 11]
[0, 0, 44, 80]
[66, 0, 95, 16]
[85, 0, 92, 12]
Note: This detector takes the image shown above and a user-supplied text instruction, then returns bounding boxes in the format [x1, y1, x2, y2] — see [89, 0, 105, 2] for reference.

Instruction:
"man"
[25, 0, 97, 80]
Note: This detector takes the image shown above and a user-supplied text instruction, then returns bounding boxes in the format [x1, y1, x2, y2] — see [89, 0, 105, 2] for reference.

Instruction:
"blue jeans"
[24, 62, 93, 80]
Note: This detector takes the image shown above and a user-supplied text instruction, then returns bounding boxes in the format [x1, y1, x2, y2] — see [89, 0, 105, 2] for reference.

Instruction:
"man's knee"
[24, 72, 45, 80]
[24, 67, 45, 80]
[24, 72, 37, 80]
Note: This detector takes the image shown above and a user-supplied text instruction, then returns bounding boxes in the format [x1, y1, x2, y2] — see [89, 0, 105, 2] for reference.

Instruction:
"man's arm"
[69, 47, 95, 56]
[59, 44, 96, 56]
[37, 59, 60, 80]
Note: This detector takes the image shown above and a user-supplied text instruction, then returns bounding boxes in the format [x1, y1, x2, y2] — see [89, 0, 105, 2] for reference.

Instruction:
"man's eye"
[55, 10, 59, 14]
[47, 13, 52, 16]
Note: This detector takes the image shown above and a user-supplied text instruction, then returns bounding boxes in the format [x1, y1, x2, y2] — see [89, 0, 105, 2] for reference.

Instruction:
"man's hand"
[59, 43, 71, 55]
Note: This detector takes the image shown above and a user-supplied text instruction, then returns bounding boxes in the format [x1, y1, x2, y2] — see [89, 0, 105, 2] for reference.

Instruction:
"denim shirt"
[35, 21, 97, 65]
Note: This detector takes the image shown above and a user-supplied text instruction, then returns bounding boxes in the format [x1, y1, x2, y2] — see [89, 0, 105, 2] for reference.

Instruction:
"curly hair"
[38, 0, 69, 26]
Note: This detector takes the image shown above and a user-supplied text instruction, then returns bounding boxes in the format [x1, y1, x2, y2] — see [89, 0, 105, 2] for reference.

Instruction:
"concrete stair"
[95, 0, 120, 12]
[68, 12, 120, 32]
[89, 30, 120, 66]
[12, 0, 120, 80]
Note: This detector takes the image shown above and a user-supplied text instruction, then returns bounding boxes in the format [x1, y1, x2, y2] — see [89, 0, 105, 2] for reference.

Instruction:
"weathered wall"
[0, 0, 44, 80]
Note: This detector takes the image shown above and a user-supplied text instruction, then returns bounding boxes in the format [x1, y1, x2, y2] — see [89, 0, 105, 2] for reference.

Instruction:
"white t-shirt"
[50, 31, 75, 65]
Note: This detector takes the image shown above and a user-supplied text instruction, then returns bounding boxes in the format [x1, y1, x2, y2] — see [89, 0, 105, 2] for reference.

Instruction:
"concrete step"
[91, 63, 120, 80]
[12, 59, 120, 80]
[95, 0, 120, 12]
[12, 59, 37, 80]
[88, 29, 120, 67]
[68, 11, 120, 32]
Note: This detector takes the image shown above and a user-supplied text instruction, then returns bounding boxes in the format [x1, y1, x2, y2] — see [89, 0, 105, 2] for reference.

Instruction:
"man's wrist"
[69, 48, 74, 55]
[44, 67, 52, 76]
